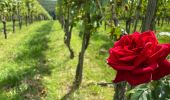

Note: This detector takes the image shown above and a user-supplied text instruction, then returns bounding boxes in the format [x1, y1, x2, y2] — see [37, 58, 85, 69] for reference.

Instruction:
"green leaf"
[128, 84, 151, 100]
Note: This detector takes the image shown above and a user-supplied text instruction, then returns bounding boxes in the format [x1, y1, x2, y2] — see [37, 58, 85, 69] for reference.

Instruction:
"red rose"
[107, 31, 170, 85]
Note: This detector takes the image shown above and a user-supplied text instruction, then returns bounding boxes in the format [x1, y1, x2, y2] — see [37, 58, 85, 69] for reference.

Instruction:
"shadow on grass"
[0, 21, 54, 99]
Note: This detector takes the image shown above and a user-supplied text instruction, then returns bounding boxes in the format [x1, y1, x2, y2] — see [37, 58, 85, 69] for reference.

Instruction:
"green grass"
[0, 21, 115, 100]
[0, 20, 169, 100]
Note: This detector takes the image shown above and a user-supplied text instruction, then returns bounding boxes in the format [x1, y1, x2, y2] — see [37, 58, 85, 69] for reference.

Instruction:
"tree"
[56, 0, 109, 90]
[9, 0, 18, 33]
[56, 0, 75, 59]
[17, 0, 23, 30]
[0, 0, 51, 39]
[142, 0, 158, 32]
[133, 0, 142, 32]
[0, 0, 9, 39]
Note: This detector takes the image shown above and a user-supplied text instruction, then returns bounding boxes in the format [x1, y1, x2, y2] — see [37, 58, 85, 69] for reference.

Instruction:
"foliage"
[128, 76, 170, 100]
[0, 0, 51, 20]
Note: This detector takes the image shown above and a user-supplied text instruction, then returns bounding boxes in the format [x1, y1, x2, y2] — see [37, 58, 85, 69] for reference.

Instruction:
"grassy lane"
[0, 21, 54, 99]
[0, 21, 115, 100]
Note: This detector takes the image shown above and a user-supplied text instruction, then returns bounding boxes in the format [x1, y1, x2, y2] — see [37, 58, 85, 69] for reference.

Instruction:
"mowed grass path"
[0, 21, 115, 100]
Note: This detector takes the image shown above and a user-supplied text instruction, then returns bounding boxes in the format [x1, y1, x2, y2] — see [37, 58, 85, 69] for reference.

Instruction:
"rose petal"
[114, 35, 129, 47]
[113, 71, 126, 82]
[110, 48, 133, 57]
[132, 63, 158, 74]
[132, 31, 140, 35]
[150, 44, 170, 62]
[119, 55, 137, 61]
[113, 71, 152, 86]
[127, 72, 152, 86]
[113, 65, 136, 70]
[134, 42, 152, 66]
[152, 60, 170, 80]
[141, 31, 156, 38]
[141, 31, 158, 47]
